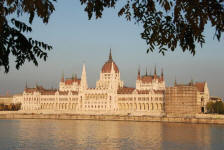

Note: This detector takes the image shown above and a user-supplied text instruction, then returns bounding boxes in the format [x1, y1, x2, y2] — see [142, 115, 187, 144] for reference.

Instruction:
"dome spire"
[102, 49, 119, 73]
[109, 48, 112, 61]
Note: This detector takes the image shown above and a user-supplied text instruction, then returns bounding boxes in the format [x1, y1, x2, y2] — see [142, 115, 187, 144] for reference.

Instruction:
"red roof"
[64, 78, 81, 85]
[71, 91, 78, 95]
[194, 82, 205, 92]
[102, 61, 119, 73]
[153, 90, 165, 94]
[58, 91, 69, 95]
[137, 90, 150, 94]
[117, 87, 135, 94]
[41, 90, 57, 95]
[25, 87, 57, 95]
[139, 75, 163, 83]
[24, 88, 36, 93]
[141, 76, 153, 83]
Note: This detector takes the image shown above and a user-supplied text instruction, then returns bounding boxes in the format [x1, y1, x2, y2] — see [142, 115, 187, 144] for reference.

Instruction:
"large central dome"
[101, 50, 119, 73]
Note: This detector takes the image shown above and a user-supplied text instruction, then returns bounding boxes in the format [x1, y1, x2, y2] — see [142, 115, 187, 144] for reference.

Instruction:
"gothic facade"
[15, 50, 166, 116]
[165, 81, 210, 116]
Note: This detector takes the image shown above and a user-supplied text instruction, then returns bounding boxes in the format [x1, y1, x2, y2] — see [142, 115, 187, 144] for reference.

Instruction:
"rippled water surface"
[0, 119, 224, 150]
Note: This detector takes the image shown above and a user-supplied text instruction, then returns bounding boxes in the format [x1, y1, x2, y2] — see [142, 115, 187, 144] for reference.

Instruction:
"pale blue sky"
[0, 0, 224, 98]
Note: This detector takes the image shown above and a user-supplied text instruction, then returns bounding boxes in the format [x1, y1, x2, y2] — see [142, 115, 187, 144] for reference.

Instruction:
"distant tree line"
[206, 101, 224, 114]
[0, 103, 21, 111]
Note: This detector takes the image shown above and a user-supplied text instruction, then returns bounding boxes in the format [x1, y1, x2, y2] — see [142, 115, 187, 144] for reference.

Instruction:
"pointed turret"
[145, 67, 148, 76]
[109, 48, 113, 61]
[81, 64, 88, 90]
[61, 72, 64, 82]
[190, 77, 194, 86]
[137, 66, 141, 80]
[25, 81, 28, 89]
[154, 65, 157, 78]
[174, 77, 177, 86]
[72, 73, 75, 80]
[82, 64, 86, 77]
[161, 68, 164, 80]
[154, 66, 157, 75]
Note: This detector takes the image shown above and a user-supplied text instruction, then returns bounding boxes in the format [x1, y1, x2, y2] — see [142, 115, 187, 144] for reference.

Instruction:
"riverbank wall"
[0, 112, 224, 125]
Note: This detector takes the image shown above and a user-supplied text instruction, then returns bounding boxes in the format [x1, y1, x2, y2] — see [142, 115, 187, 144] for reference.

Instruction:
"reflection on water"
[0, 119, 224, 150]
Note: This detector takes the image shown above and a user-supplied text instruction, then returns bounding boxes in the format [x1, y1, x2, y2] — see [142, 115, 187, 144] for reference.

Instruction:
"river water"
[0, 119, 224, 150]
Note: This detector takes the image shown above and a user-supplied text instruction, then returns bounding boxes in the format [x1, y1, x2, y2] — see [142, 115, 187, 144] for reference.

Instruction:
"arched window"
[201, 97, 204, 102]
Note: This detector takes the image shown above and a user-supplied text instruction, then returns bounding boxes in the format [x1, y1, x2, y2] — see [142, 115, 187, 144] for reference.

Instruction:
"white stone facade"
[195, 82, 210, 112]
[15, 50, 165, 116]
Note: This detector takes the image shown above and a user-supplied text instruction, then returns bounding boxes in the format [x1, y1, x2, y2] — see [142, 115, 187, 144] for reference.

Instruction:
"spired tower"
[80, 64, 88, 91]
[78, 64, 88, 110]
[96, 49, 123, 89]
[136, 66, 165, 91]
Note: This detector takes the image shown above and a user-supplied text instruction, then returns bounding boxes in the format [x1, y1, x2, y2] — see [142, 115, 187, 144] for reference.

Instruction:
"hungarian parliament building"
[13, 50, 210, 116]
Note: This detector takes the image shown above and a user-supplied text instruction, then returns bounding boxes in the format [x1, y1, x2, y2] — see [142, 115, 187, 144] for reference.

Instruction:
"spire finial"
[161, 68, 164, 80]
[81, 63, 88, 90]
[138, 65, 140, 75]
[25, 81, 28, 89]
[61, 71, 64, 82]
[190, 77, 194, 85]
[109, 48, 112, 61]
[72, 73, 75, 80]
[161, 68, 164, 76]
[137, 65, 141, 79]
[174, 76, 177, 86]
[154, 65, 157, 75]
[146, 67, 148, 76]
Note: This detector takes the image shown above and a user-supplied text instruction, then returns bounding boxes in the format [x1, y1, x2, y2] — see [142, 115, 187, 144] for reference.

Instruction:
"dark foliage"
[206, 101, 224, 114]
[0, 0, 56, 73]
[0, 103, 21, 111]
[1, 0, 224, 72]
[80, 0, 224, 55]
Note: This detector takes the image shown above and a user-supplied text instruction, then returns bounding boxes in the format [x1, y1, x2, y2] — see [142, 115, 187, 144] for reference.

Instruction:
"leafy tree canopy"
[206, 101, 224, 114]
[0, 0, 224, 73]
[0, 0, 55, 73]
[80, 0, 224, 55]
